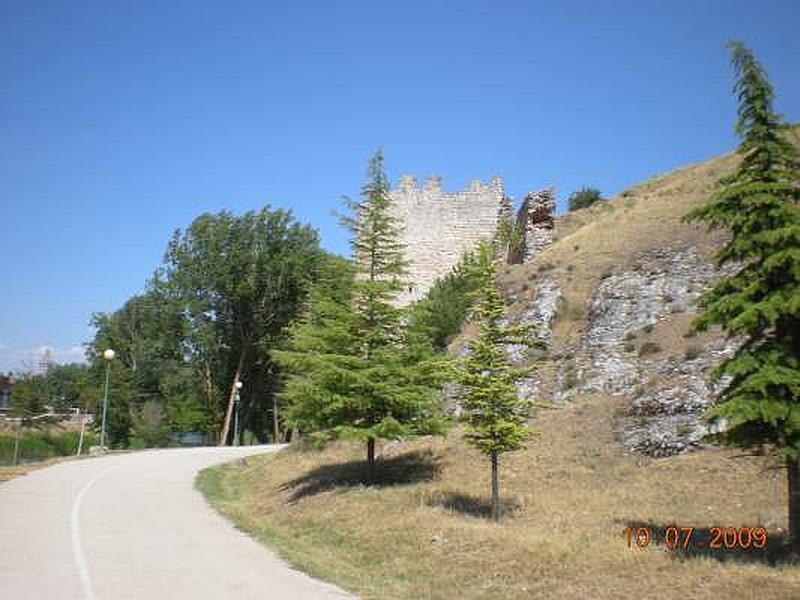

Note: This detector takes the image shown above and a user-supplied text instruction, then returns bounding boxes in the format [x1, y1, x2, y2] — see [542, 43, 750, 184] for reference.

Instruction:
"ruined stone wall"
[516, 188, 556, 263]
[389, 175, 506, 306]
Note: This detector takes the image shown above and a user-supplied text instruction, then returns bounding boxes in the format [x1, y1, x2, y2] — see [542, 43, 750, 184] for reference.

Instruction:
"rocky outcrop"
[505, 277, 561, 402]
[514, 246, 737, 457]
[576, 247, 720, 394]
[619, 338, 738, 457]
[452, 245, 734, 458]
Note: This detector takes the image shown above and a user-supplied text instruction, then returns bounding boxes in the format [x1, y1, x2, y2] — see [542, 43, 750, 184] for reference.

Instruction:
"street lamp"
[234, 381, 243, 446]
[100, 348, 115, 450]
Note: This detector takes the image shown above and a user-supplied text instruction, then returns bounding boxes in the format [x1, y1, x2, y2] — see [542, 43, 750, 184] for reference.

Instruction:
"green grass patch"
[0, 431, 98, 466]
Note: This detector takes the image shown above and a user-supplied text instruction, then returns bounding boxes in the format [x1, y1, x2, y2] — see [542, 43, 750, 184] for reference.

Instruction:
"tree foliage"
[686, 42, 800, 457]
[87, 207, 322, 447]
[453, 242, 542, 520]
[568, 187, 604, 212]
[276, 150, 445, 482]
[407, 252, 482, 352]
[160, 208, 322, 444]
[686, 41, 800, 550]
[9, 363, 96, 423]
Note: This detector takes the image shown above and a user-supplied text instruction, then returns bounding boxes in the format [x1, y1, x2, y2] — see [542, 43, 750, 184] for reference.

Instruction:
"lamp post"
[233, 381, 243, 446]
[99, 348, 115, 450]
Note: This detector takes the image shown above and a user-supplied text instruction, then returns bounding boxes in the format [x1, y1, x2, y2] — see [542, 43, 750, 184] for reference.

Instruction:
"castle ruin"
[389, 176, 556, 306]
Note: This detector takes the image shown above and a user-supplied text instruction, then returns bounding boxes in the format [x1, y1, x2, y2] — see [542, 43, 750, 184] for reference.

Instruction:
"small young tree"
[454, 243, 541, 521]
[686, 41, 800, 552]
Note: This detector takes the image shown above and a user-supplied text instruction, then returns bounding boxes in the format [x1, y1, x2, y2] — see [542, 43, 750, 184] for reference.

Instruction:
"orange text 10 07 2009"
[624, 526, 767, 551]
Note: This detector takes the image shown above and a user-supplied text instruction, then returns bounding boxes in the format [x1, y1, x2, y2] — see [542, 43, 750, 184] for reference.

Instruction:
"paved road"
[0, 446, 353, 600]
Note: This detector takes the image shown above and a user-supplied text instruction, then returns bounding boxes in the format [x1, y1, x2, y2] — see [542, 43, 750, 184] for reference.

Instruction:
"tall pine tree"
[275, 150, 444, 483]
[454, 243, 541, 521]
[686, 41, 800, 552]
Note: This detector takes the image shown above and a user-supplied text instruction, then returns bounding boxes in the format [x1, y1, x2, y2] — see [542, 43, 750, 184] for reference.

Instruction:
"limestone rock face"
[505, 277, 562, 402]
[514, 246, 738, 458]
[571, 247, 735, 456]
[620, 340, 737, 457]
[576, 247, 720, 396]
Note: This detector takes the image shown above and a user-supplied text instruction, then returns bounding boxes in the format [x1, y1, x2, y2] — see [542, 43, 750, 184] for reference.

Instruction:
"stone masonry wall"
[517, 188, 556, 262]
[389, 175, 506, 306]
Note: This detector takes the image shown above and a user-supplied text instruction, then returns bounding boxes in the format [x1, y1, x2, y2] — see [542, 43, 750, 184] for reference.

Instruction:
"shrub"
[563, 362, 578, 390]
[568, 187, 605, 211]
[408, 252, 482, 351]
[684, 345, 702, 360]
[638, 342, 662, 357]
[556, 297, 585, 322]
[0, 431, 99, 464]
[537, 261, 555, 272]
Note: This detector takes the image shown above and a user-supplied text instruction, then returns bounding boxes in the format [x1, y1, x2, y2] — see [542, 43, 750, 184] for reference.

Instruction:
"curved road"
[0, 446, 353, 600]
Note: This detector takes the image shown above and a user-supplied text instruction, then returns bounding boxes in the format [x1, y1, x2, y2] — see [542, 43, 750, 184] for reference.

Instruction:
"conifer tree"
[276, 150, 444, 483]
[273, 256, 360, 437]
[454, 243, 541, 521]
[687, 41, 800, 552]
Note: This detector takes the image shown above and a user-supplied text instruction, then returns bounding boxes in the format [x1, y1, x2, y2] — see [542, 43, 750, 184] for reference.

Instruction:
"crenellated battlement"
[388, 174, 555, 306]
[389, 175, 506, 305]
[394, 175, 503, 197]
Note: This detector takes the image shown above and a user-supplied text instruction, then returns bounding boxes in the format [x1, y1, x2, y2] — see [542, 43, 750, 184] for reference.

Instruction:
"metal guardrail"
[0, 411, 94, 424]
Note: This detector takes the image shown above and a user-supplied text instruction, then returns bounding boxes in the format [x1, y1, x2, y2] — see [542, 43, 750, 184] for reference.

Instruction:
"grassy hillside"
[501, 124, 799, 349]
[200, 397, 797, 599]
[198, 130, 800, 599]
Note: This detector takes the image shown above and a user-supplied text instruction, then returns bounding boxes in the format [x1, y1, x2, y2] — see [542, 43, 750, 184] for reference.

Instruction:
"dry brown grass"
[0, 455, 71, 482]
[199, 394, 800, 599]
[499, 150, 738, 350]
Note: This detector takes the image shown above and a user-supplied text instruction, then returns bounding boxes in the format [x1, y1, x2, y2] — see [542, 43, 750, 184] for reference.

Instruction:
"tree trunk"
[490, 451, 500, 522]
[366, 437, 376, 485]
[218, 352, 245, 446]
[203, 361, 214, 410]
[272, 394, 280, 443]
[12, 429, 20, 466]
[789, 459, 800, 555]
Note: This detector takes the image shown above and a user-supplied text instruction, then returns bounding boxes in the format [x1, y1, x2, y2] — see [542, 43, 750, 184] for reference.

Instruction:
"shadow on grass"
[425, 491, 521, 519]
[281, 449, 441, 502]
[621, 520, 797, 566]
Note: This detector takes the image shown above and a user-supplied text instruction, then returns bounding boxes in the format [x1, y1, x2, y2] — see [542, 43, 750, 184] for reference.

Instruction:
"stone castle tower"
[389, 175, 555, 306]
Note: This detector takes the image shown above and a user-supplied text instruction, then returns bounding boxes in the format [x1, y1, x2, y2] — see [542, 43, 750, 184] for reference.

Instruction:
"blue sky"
[1, 0, 798, 371]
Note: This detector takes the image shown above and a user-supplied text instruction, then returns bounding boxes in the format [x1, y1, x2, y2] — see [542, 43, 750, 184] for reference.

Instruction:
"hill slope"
[487, 125, 799, 457]
[199, 131, 800, 599]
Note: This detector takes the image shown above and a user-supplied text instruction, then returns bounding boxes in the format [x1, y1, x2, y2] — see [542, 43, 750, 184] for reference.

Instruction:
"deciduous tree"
[160, 208, 321, 444]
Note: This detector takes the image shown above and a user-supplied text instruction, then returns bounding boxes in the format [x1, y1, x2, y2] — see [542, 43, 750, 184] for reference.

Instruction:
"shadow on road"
[282, 449, 442, 502]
